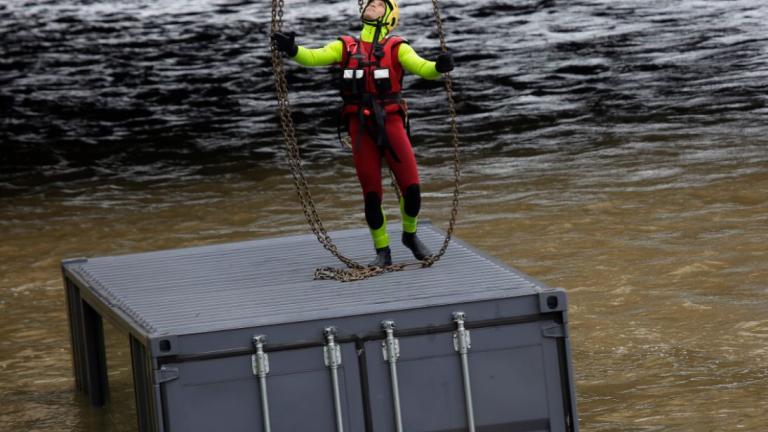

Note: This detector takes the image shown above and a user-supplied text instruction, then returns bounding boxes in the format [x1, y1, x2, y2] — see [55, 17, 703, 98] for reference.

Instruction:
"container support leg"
[81, 300, 109, 406]
[64, 279, 86, 392]
[453, 312, 476, 432]
[324, 327, 345, 432]
[252, 335, 271, 432]
[381, 320, 404, 432]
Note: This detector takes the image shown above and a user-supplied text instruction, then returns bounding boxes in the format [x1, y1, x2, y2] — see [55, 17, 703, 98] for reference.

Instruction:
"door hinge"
[381, 321, 400, 362]
[323, 327, 343, 368]
[252, 335, 270, 377]
[452, 312, 472, 353]
[542, 324, 566, 338]
[154, 366, 180, 384]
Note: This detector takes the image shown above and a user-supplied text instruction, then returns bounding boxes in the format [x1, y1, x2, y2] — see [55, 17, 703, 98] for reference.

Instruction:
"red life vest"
[338, 35, 407, 117]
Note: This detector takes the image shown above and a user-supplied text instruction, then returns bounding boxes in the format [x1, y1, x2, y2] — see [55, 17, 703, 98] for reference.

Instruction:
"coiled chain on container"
[270, 0, 461, 282]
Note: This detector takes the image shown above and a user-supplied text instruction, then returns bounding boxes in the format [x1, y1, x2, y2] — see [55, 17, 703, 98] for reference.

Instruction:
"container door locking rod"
[252, 335, 272, 432]
[453, 312, 476, 432]
[381, 320, 404, 432]
[324, 327, 345, 432]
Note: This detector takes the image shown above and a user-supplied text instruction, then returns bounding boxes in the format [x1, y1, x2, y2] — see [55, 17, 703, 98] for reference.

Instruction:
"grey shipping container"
[62, 223, 579, 432]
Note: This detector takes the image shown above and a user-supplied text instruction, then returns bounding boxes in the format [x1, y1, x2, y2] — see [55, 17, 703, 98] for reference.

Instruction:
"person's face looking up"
[363, 0, 387, 21]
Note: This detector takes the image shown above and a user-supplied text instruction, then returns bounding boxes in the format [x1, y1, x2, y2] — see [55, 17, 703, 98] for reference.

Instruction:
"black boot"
[402, 232, 432, 261]
[368, 246, 392, 268]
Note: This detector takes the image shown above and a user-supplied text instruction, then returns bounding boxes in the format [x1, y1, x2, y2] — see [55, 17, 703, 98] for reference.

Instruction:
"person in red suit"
[274, 0, 455, 267]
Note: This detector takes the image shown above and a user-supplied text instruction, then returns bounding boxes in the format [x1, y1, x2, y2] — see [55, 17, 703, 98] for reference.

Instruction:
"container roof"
[64, 224, 543, 336]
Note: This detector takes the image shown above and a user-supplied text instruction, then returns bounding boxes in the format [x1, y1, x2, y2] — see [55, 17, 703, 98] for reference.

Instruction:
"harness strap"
[337, 35, 405, 159]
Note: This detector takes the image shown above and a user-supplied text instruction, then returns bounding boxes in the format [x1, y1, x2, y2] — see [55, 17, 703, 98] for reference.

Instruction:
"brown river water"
[2, 148, 767, 431]
[2, 0, 768, 430]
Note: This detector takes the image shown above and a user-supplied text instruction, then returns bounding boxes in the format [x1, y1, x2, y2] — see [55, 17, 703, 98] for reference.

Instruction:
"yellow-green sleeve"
[292, 40, 343, 66]
[398, 43, 441, 80]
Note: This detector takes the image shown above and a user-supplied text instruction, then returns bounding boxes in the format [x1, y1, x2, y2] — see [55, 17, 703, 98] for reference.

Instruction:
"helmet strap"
[371, 19, 385, 60]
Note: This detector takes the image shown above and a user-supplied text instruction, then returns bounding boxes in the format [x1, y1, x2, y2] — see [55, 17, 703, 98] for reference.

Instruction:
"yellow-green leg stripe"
[400, 197, 418, 234]
[370, 207, 389, 249]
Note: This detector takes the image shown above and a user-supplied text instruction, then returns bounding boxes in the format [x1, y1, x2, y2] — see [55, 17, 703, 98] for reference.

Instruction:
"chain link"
[314, 260, 430, 282]
[270, 0, 461, 280]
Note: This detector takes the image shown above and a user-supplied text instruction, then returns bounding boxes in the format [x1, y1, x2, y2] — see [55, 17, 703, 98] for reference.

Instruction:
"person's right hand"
[272, 32, 298, 57]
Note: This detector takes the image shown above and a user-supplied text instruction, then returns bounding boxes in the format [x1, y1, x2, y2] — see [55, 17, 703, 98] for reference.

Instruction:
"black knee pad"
[403, 184, 421, 217]
[364, 192, 384, 230]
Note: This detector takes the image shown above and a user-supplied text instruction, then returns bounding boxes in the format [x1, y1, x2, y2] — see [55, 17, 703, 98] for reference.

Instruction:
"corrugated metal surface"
[64, 224, 542, 336]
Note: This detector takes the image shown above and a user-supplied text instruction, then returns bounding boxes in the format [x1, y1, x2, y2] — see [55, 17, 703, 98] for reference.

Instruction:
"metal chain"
[270, 0, 461, 281]
[271, 0, 364, 272]
[422, 0, 461, 267]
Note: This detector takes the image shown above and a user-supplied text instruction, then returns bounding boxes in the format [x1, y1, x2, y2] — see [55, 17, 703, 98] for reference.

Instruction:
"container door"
[161, 343, 365, 432]
[365, 319, 570, 432]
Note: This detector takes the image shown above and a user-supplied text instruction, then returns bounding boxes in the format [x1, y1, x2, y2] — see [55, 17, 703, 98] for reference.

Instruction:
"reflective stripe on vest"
[339, 35, 406, 107]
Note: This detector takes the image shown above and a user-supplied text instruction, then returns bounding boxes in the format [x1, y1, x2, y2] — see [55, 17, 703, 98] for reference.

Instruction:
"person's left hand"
[435, 52, 455, 73]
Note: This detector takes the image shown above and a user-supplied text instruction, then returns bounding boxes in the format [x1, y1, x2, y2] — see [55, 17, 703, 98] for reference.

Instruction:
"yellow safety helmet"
[362, 0, 400, 34]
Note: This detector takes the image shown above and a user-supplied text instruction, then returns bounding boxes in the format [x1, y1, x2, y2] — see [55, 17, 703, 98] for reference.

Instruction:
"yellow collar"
[360, 22, 388, 42]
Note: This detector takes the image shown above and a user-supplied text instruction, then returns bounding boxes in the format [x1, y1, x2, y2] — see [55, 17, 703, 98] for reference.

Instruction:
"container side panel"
[162, 344, 364, 432]
[366, 321, 564, 432]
